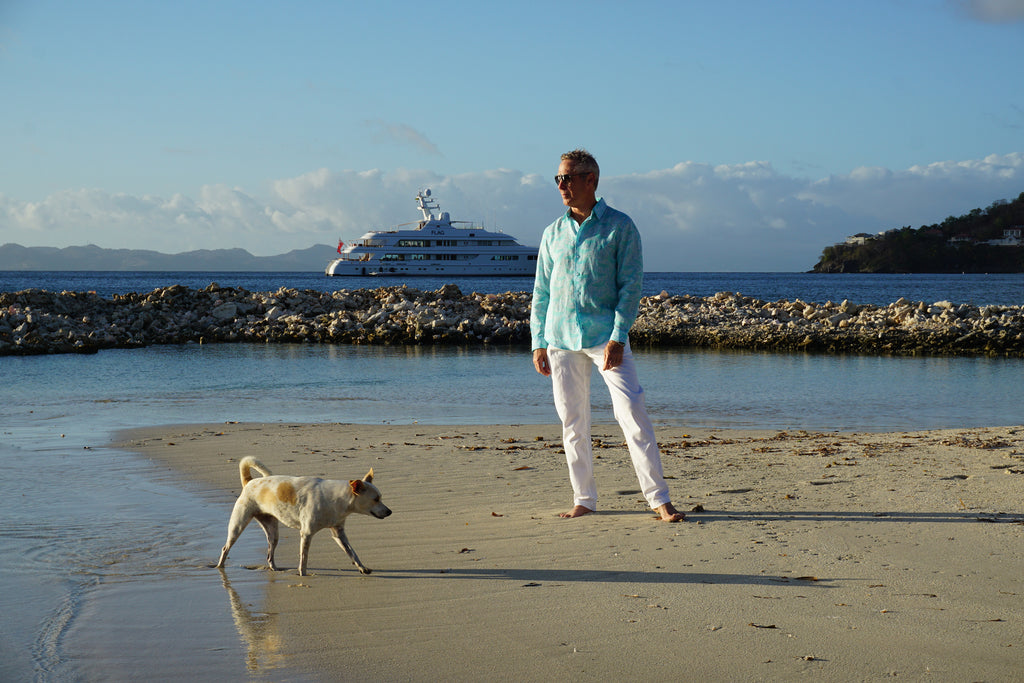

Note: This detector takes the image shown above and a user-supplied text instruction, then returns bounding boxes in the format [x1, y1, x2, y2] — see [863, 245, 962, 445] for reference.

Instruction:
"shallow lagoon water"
[6, 342, 1020, 432]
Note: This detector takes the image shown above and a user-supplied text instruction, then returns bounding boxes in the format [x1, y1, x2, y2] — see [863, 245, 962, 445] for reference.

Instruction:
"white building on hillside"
[986, 228, 1022, 247]
[845, 233, 875, 245]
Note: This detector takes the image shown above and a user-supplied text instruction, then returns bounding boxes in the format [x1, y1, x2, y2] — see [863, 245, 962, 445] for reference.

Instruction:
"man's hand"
[602, 340, 624, 371]
[533, 348, 551, 376]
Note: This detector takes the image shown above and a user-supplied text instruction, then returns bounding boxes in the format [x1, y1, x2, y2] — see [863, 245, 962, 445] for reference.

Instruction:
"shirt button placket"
[573, 237, 584, 348]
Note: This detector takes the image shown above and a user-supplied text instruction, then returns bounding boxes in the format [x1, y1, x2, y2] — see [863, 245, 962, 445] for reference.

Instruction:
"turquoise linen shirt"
[530, 198, 644, 350]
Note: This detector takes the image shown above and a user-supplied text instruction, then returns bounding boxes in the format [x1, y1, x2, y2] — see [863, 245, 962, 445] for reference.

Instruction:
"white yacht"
[325, 189, 538, 276]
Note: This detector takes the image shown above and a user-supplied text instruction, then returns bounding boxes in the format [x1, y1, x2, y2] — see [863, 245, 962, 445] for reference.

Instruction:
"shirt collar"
[564, 197, 606, 227]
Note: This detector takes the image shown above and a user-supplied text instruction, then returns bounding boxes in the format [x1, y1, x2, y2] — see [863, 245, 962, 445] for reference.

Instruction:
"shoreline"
[114, 421, 1024, 680]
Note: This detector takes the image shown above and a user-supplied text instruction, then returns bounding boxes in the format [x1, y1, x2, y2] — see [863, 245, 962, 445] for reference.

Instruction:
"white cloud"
[801, 153, 1024, 227]
[366, 120, 441, 156]
[603, 162, 858, 271]
[1, 153, 1022, 271]
[952, 0, 1024, 22]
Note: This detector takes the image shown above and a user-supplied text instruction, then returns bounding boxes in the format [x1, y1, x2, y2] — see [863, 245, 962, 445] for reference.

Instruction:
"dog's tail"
[238, 456, 273, 486]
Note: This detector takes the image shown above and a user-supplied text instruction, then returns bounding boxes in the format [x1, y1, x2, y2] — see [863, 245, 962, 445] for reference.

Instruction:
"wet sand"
[116, 422, 1024, 681]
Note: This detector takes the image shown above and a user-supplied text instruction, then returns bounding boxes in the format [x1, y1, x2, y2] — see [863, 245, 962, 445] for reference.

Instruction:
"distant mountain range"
[0, 243, 336, 271]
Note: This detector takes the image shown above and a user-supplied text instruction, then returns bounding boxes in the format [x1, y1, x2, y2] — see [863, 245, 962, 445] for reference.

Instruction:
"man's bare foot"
[559, 505, 594, 518]
[655, 502, 685, 522]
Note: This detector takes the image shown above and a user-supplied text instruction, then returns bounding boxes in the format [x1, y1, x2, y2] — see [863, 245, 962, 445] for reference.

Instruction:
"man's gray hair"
[561, 148, 600, 186]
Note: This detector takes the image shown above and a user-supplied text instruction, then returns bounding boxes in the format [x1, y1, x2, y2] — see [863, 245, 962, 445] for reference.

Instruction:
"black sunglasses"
[554, 172, 590, 185]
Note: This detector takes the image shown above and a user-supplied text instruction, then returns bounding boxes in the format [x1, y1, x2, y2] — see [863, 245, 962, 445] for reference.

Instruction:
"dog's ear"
[363, 468, 374, 483]
[350, 479, 367, 495]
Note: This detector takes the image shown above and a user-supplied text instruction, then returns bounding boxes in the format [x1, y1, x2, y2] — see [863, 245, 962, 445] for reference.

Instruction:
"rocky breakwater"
[0, 283, 532, 356]
[1, 285, 1022, 357]
[631, 291, 1024, 356]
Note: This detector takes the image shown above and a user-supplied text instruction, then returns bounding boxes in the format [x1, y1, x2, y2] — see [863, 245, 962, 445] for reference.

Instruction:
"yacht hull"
[325, 259, 535, 277]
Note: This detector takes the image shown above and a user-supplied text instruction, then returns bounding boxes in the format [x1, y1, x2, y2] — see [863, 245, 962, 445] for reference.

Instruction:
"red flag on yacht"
[337, 240, 344, 254]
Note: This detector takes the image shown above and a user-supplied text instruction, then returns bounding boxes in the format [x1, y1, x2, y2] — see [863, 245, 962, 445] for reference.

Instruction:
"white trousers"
[548, 343, 671, 511]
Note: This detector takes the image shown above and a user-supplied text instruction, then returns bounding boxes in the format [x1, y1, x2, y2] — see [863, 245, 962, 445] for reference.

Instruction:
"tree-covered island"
[812, 192, 1024, 273]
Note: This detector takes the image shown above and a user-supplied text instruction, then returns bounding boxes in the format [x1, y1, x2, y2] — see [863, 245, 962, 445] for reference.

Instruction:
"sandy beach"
[115, 422, 1024, 681]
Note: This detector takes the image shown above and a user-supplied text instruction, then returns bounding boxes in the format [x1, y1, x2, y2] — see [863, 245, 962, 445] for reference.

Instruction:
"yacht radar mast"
[416, 189, 441, 222]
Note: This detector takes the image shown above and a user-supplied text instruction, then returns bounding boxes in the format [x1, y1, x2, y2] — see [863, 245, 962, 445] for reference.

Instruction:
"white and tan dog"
[216, 456, 391, 576]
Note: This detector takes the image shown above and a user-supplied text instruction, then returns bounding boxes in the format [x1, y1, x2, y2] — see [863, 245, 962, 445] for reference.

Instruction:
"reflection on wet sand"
[217, 569, 284, 673]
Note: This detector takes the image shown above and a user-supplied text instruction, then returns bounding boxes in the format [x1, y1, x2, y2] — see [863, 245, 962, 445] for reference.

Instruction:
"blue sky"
[2, 0, 1023, 271]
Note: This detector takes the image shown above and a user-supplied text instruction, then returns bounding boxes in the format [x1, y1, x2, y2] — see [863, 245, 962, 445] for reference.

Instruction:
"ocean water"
[2, 270, 1024, 305]
[2, 270, 1023, 679]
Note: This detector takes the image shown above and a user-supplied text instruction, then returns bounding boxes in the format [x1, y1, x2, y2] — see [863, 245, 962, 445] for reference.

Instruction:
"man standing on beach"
[530, 149, 685, 522]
